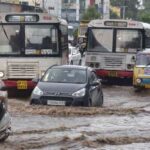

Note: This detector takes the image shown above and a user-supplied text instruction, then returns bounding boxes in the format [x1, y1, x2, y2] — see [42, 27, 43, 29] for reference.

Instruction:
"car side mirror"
[90, 81, 99, 86]
[32, 78, 39, 83]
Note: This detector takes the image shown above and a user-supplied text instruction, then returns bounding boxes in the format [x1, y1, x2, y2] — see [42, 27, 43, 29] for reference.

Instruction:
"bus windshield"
[25, 25, 59, 55]
[0, 25, 21, 54]
[88, 29, 113, 52]
[136, 53, 150, 66]
[116, 30, 142, 53]
[87, 28, 142, 53]
[0, 24, 59, 56]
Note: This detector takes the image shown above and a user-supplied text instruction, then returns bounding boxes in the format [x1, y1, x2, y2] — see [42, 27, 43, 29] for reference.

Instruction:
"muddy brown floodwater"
[1, 85, 150, 150]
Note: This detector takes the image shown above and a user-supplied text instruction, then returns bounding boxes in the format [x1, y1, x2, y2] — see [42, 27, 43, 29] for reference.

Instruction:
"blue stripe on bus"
[142, 78, 150, 84]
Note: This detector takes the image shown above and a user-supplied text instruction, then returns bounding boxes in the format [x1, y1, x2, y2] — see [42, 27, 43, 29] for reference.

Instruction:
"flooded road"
[1, 86, 150, 150]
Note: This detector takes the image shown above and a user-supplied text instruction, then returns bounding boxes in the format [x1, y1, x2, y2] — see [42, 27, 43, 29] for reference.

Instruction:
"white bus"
[0, 12, 68, 93]
[85, 19, 150, 80]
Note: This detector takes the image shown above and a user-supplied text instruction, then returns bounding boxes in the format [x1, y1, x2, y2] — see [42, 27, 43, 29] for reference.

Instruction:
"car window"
[42, 68, 87, 84]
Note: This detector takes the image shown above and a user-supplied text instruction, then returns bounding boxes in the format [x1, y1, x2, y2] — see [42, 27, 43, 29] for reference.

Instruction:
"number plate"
[47, 100, 65, 106]
[17, 80, 27, 89]
[109, 71, 118, 77]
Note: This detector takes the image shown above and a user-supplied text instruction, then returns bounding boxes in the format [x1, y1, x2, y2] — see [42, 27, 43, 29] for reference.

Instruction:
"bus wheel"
[99, 90, 103, 107]
[8, 89, 16, 98]
[134, 87, 143, 92]
[79, 60, 82, 65]
[70, 60, 73, 65]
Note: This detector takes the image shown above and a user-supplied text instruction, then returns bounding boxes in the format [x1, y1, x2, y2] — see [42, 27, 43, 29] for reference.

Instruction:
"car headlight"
[136, 78, 141, 84]
[72, 88, 86, 97]
[32, 86, 43, 96]
[0, 71, 4, 78]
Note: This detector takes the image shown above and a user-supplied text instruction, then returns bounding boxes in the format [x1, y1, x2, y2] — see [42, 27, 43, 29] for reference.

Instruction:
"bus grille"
[103, 56, 125, 69]
[7, 62, 39, 79]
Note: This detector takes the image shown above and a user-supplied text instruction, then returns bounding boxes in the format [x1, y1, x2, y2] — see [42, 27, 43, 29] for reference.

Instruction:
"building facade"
[0, 0, 20, 4]
[0, 2, 21, 12]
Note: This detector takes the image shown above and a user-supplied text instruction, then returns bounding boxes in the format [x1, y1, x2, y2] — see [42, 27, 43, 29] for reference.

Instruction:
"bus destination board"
[104, 21, 127, 27]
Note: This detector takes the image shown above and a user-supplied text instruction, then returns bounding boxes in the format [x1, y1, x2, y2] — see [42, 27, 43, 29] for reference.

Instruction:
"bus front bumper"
[96, 69, 133, 78]
[3, 80, 37, 90]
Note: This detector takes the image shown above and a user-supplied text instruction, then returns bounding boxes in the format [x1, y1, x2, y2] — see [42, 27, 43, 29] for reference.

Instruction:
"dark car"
[0, 81, 11, 142]
[30, 65, 103, 107]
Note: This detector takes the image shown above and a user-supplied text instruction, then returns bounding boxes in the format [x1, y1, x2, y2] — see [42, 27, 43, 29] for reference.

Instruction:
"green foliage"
[110, 9, 120, 19]
[138, 0, 150, 23]
[82, 6, 101, 21]
[110, 0, 139, 19]
[73, 28, 78, 38]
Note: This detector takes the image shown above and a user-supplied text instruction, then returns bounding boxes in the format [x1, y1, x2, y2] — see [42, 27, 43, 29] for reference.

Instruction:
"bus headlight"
[89, 63, 94, 68]
[136, 78, 141, 84]
[127, 64, 134, 70]
[0, 71, 4, 78]
[95, 63, 100, 68]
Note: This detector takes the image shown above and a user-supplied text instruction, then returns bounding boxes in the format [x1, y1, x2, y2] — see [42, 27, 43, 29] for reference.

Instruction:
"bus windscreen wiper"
[1, 21, 9, 41]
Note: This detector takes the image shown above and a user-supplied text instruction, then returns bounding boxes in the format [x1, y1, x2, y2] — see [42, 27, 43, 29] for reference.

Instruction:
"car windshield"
[136, 53, 150, 66]
[42, 68, 87, 84]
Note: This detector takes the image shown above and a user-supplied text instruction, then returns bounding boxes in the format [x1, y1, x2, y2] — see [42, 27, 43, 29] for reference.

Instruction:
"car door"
[89, 72, 100, 106]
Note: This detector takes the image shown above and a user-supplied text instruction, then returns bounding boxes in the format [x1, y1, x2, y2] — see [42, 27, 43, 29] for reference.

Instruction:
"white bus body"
[85, 19, 150, 79]
[0, 12, 68, 91]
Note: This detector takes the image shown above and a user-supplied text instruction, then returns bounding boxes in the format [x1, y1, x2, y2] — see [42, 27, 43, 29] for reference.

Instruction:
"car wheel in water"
[87, 98, 92, 107]
[79, 60, 82, 65]
[0, 132, 9, 142]
[99, 90, 103, 107]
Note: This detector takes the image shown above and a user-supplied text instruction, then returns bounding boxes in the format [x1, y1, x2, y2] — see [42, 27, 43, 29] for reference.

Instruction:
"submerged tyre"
[0, 132, 9, 142]
[99, 90, 104, 107]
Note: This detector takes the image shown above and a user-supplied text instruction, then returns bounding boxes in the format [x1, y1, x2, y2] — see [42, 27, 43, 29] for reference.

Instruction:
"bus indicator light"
[43, 16, 52, 20]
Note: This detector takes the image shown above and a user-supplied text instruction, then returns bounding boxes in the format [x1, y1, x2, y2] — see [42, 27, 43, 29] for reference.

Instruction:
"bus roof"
[88, 19, 150, 29]
[0, 12, 67, 25]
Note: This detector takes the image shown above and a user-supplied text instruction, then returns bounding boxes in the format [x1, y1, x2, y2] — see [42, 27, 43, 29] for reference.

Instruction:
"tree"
[138, 0, 150, 23]
[110, 0, 139, 20]
[82, 6, 101, 21]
